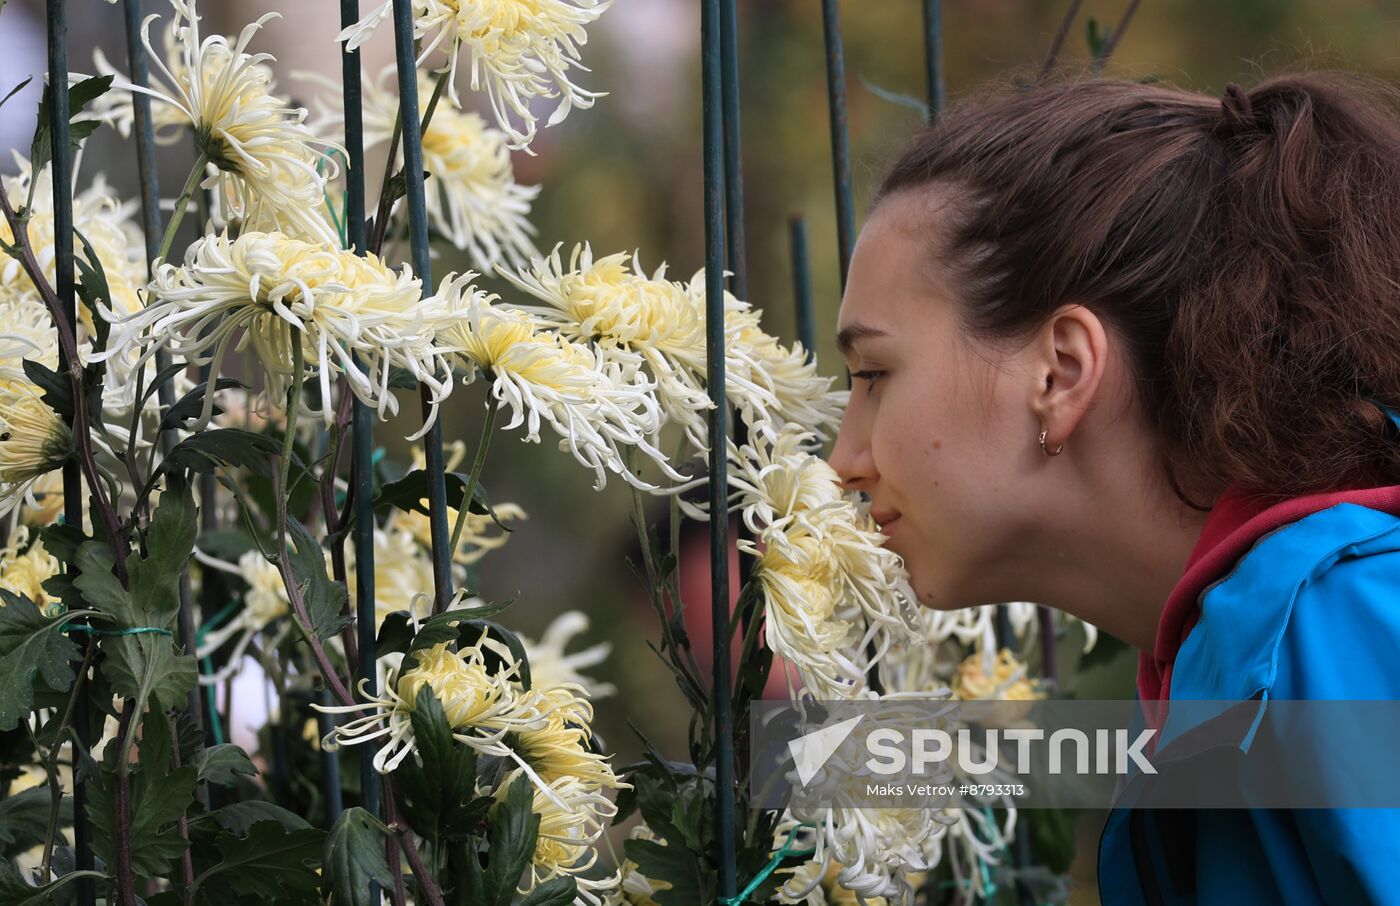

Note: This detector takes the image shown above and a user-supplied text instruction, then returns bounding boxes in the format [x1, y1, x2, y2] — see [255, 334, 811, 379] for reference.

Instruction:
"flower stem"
[157, 155, 209, 265]
[273, 330, 360, 711]
[397, 827, 445, 906]
[446, 393, 499, 561]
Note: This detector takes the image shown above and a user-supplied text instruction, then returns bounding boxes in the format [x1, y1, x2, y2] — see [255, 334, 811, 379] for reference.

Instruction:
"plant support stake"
[702, 0, 737, 896]
[389, 0, 454, 613]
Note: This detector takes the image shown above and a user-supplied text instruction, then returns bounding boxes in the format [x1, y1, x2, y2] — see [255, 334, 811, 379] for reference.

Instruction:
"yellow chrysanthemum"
[0, 383, 72, 518]
[317, 636, 547, 773]
[437, 274, 684, 491]
[0, 527, 61, 607]
[341, 0, 612, 150]
[951, 648, 1044, 703]
[0, 157, 145, 320]
[501, 244, 846, 457]
[497, 772, 621, 905]
[103, 230, 454, 434]
[723, 427, 921, 699]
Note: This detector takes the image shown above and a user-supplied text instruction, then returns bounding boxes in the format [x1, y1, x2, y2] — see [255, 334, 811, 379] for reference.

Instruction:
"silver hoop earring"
[1039, 428, 1064, 456]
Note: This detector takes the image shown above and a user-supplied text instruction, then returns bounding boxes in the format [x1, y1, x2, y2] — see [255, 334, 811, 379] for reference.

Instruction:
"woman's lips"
[872, 511, 901, 536]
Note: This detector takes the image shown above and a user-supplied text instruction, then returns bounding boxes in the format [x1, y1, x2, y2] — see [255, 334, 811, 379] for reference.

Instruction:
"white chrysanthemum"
[781, 805, 944, 906]
[346, 523, 436, 626]
[113, 0, 340, 244]
[316, 635, 549, 775]
[518, 611, 614, 699]
[1, 157, 146, 320]
[341, 0, 612, 150]
[101, 230, 454, 434]
[190, 549, 292, 685]
[501, 244, 846, 456]
[437, 274, 686, 491]
[357, 67, 539, 270]
[717, 427, 921, 699]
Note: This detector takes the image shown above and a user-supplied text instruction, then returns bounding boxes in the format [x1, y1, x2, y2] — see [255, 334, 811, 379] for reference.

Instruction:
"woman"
[827, 73, 1400, 905]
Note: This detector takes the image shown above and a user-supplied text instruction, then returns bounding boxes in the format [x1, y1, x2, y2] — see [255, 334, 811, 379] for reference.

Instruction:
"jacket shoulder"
[1170, 503, 1400, 702]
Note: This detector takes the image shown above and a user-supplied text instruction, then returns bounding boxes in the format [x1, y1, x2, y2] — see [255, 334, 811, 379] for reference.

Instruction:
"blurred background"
[4, 0, 1399, 898]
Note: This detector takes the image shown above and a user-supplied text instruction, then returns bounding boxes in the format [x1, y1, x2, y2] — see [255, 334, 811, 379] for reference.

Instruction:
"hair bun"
[1219, 81, 1255, 134]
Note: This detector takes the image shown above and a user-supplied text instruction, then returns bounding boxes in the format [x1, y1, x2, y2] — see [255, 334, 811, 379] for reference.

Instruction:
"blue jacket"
[1097, 412, 1400, 905]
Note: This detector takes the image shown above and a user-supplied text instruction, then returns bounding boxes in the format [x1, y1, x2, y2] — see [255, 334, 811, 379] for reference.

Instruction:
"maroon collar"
[1138, 482, 1400, 710]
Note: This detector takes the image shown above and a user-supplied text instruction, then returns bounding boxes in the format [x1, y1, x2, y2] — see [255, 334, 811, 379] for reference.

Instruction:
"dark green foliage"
[324, 808, 394, 906]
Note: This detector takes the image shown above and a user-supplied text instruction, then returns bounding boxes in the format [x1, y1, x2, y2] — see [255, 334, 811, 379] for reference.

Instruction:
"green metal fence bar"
[702, 0, 737, 896]
[720, 0, 746, 301]
[121, 0, 210, 789]
[922, 0, 945, 122]
[821, 0, 855, 291]
[788, 216, 814, 361]
[389, 0, 454, 613]
[341, 0, 381, 831]
[46, 3, 96, 902]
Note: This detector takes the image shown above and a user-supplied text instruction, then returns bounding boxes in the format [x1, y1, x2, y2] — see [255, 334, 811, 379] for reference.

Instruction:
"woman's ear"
[1030, 304, 1110, 449]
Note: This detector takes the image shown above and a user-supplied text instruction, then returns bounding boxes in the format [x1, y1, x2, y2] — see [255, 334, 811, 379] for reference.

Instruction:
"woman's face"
[827, 191, 1049, 610]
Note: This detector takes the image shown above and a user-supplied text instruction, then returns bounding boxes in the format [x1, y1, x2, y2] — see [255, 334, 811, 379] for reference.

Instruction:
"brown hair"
[875, 72, 1400, 508]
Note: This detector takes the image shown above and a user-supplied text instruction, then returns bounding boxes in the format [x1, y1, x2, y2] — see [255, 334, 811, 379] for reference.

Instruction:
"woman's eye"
[850, 369, 885, 389]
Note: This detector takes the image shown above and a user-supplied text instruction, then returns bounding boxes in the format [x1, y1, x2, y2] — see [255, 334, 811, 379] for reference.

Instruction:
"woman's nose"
[827, 418, 876, 491]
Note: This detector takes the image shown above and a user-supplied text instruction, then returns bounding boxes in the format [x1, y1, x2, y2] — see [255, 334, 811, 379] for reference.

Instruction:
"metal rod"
[1092, 0, 1142, 74]
[720, 0, 746, 301]
[702, 0, 736, 896]
[921, 0, 944, 123]
[317, 688, 345, 825]
[1039, 0, 1083, 83]
[389, 0, 453, 613]
[122, 0, 208, 789]
[341, 0, 381, 829]
[820, 0, 856, 290]
[45, 5, 94, 903]
[788, 216, 814, 362]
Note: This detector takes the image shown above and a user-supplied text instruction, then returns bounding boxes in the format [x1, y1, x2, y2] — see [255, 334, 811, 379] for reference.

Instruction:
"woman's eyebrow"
[836, 322, 888, 356]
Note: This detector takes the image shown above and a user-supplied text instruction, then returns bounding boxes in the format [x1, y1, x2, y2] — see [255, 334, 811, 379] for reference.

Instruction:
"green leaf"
[195, 821, 325, 902]
[483, 773, 541, 906]
[858, 75, 928, 115]
[29, 75, 114, 179]
[0, 785, 69, 858]
[324, 808, 393, 906]
[0, 593, 79, 731]
[199, 801, 310, 837]
[519, 876, 578, 906]
[456, 620, 531, 691]
[89, 761, 197, 879]
[159, 379, 246, 433]
[74, 480, 198, 713]
[0, 77, 32, 114]
[374, 469, 507, 531]
[0, 859, 105, 906]
[21, 359, 73, 422]
[192, 744, 258, 787]
[285, 519, 352, 641]
[404, 601, 514, 654]
[393, 687, 484, 844]
[161, 428, 281, 478]
[622, 838, 706, 906]
[73, 228, 112, 352]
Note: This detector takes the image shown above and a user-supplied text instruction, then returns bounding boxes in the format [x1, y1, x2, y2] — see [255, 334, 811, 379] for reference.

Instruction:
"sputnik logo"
[788, 714, 865, 787]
